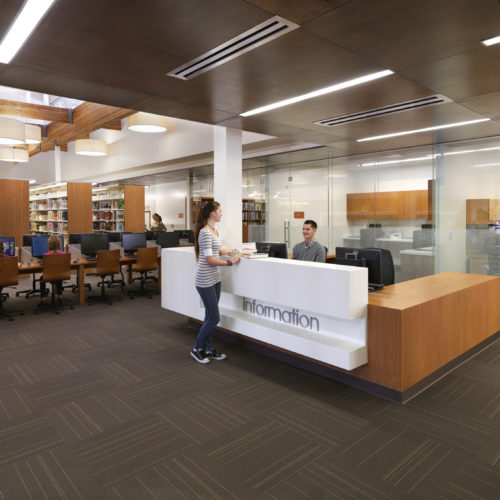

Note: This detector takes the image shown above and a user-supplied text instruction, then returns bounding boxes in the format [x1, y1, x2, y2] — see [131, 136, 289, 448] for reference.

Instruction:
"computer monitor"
[107, 232, 123, 243]
[80, 233, 109, 259]
[122, 232, 147, 255]
[32, 235, 65, 258]
[69, 233, 85, 244]
[23, 234, 33, 247]
[335, 247, 394, 288]
[144, 231, 156, 240]
[256, 241, 288, 259]
[156, 231, 179, 248]
[0, 236, 15, 257]
[173, 229, 194, 242]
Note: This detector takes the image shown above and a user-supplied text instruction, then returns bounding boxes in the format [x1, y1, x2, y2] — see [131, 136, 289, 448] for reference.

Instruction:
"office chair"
[35, 253, 74, 314]
[128, 247, 158, 299]
[88, 249, 123, 305]
[0, 257, 24, 321]
[15, 271, 43, 298]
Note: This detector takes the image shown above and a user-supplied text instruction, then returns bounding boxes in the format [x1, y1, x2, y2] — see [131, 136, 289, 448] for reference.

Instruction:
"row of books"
[242, 202, 264, 211]
[92, 211, 124, 221]
[30, 200, 68, 210]
[242, 211, 265, 221]
[92, 221, 125, 231]
[92, 200, 125, 210]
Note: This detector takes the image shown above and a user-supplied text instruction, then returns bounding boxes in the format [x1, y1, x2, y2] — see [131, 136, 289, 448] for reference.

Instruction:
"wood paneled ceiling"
[1, 0, 500, 157]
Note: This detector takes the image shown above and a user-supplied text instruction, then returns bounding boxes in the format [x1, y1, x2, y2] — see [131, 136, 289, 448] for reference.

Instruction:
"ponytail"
[194, 200, 220, 260]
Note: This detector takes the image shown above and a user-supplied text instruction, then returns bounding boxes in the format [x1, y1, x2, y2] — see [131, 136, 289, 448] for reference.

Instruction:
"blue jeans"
[195, 281, 221, 352]
[41, 281, 63, 297]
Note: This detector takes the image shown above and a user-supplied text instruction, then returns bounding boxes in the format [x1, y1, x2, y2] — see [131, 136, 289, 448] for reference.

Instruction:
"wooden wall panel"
[67, 182, 92, 234]
[0, 179, 29, 248]
[124, 185, 145, 233]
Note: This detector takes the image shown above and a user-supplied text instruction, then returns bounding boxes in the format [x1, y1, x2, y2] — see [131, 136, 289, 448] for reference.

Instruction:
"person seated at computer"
[40, 234, 64, 304]
[292, 219, 326, 263]
[150, 213, 166, 231]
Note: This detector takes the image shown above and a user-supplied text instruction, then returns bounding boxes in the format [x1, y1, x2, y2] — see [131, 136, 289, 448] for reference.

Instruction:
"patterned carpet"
[0, 276, 498, 499]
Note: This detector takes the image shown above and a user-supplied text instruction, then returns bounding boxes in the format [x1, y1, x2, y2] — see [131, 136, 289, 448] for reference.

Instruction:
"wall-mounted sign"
[178, 213, 184, 218]
[294, 211, 304, 219]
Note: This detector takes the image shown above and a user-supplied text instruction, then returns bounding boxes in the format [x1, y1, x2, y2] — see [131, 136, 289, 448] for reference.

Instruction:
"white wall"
[148, 180, 189, 230]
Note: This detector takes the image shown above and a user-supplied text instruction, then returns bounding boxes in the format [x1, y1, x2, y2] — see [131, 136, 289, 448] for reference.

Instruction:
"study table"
[17, 255, 162, 305]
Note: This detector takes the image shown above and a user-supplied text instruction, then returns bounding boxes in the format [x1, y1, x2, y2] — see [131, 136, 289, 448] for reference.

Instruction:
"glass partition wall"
[188, 135, 500, 283]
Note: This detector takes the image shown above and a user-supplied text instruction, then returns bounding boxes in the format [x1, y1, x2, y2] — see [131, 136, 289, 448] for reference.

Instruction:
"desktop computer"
[80, 234, 109, 260]
[122, 233, 147, 256]
[0, 236, 15, 257]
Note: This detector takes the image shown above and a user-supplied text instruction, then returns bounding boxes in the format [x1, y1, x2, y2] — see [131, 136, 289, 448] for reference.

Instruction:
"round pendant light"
[0, 147, 29, 162]
[75, 139, 108, 156]
[25, 124, 42, 144]
[0, 117, 26, 145]
[127, 112, 167, 133]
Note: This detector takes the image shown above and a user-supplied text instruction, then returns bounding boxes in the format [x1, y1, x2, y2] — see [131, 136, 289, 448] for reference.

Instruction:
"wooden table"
[18, 255, 162, 306]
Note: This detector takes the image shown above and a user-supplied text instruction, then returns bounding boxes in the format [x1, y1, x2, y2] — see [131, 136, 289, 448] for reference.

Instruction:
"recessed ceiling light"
[442, 146, 500, 156]
[357, 118, 490, 142]
[240, 69, 394, 117]
[0, 0, 57, 64]
[481, 35, 500, 46]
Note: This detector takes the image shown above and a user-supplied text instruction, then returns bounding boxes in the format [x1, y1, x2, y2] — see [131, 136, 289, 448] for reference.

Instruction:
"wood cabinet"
[0, 179, 29, 248]
[347, 189, 429, 220]
[466, 199, 500, 224]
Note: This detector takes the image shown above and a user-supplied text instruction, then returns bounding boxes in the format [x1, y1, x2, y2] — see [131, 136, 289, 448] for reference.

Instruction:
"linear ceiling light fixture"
[0, 0, 57, 64]
[481, 34, 500, 46]
[0, 147, 29, 162]
[443, 146, 500, 156]
[240, 70, 394, 117]
[473, 162, 500, 168]
[127, 112, 167, 133]
[357, 118, 490, 142]
[75, 139, 107, 156]
[361, 155, 437, 167]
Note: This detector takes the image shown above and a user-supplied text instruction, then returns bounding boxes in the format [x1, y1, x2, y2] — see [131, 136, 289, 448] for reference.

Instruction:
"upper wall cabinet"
[466, 199, 500, 224]
[347, 190, 429, 220]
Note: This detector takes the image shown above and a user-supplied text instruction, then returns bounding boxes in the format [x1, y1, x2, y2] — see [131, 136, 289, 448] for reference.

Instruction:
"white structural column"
[214, 126, 242, 249]
[54, 145, 62, 183]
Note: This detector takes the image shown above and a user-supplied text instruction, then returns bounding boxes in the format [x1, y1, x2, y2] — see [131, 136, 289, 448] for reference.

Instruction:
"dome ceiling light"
[75, 138, 108, 156]
[25, 124, 41, 144]
[127, 112, 167, 133]
[0, 147, 29, 162]
[0, 117, 26, 145]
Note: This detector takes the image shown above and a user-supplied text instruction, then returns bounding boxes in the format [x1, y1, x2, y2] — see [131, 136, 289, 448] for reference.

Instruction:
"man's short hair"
[303, 220, 317, 229]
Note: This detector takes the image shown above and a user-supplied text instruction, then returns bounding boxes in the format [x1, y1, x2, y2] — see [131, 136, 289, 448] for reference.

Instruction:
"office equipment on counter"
[156, 231, 179, 248]
[32, 235, 65, 259]
[256, 242, 288, 259]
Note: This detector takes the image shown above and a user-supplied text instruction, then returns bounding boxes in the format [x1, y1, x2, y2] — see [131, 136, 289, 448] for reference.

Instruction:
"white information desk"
[161, 247, 368, 370]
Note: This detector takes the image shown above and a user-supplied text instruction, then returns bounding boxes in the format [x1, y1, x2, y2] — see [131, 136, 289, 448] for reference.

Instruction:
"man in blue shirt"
[292, 220, 326, 263]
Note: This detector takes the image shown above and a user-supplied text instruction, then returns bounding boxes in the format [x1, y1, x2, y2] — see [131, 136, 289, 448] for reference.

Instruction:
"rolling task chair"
[36, 254, 74, 314]
[0, 257, 24, 321]
[88, 249, 123, 305]
[128, 247, 158, 299]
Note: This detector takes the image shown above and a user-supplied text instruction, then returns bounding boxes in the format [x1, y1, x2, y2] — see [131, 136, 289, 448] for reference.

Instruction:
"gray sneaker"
[205, 350, 226, 361]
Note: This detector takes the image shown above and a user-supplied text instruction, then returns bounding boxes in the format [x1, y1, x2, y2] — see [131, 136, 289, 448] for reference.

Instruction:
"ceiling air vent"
[313, 94, 452, 127]
[167, 16, 299, 80]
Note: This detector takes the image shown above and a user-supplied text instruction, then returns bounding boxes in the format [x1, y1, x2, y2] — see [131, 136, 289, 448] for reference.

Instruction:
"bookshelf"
[29, 182, 92, 237]
[192, 196, 266, 242]
[92, 185, 145, 233]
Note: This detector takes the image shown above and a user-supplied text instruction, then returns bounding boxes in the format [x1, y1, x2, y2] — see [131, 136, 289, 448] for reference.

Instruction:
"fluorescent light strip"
[473, 163, 500, 168]
[357, 118, 490, 142]
[0, 0, 56, 64]
[240, 69, 393, 117]
[442, 146, 500, 156]
[481, 35, 500, 46]
[361, 155, 436, 167]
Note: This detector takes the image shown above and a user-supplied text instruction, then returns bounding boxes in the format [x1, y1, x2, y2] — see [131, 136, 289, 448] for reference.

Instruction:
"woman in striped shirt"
[191, 200, 240, 364]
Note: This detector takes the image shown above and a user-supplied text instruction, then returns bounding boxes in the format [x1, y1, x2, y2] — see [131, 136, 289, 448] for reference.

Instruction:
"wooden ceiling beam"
[38, 102, 134, 154]
[102, 119, 122, 130]
[0, 99, 71, 123]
